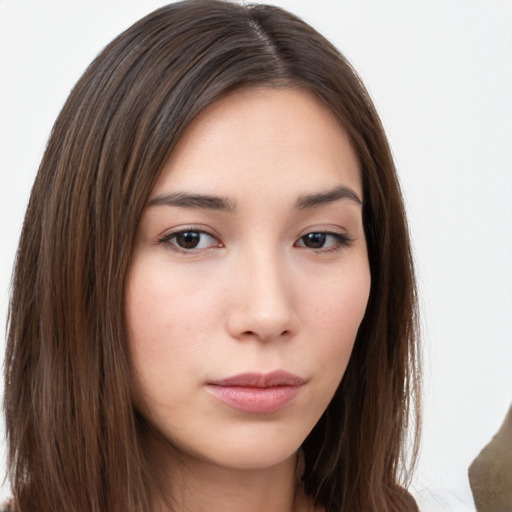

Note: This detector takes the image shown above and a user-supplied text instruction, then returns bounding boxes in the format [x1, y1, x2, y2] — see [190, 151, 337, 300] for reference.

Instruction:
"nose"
[226, 250, 297, 342]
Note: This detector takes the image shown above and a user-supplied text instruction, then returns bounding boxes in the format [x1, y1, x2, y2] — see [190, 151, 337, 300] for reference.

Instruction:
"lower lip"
[205, 384, 301, 413]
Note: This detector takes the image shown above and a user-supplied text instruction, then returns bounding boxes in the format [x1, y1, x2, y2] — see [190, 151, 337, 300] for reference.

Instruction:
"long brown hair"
[4, 1, 421, 511]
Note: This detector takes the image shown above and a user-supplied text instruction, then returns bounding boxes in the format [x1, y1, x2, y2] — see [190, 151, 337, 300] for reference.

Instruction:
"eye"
[160, 229, 221, 252]
[295, 231, 351, 251]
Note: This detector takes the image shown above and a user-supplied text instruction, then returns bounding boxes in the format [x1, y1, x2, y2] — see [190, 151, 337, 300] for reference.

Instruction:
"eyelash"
[158, 229, 222, 254]
[294, 231, 353, 253]
[158, 229, 353, 254]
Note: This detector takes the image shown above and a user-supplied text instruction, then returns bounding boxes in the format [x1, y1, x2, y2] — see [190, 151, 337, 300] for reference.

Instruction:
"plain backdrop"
[1, 1, 511, 510]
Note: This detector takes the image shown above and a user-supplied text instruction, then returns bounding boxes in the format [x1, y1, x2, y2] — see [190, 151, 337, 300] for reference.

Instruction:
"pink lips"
[205, 371, 304, 414]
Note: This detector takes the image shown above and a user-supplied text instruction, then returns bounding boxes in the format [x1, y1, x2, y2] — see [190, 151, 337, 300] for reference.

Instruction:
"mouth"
[205, 370, 305, 414]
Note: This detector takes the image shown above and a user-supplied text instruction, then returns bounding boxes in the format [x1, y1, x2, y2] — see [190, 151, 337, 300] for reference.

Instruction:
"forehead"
[152, 86, 362, 201]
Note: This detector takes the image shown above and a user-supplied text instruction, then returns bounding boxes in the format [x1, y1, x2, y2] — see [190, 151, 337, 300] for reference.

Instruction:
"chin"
[206, 440, 300, 471]
[144, 414, 308, 472]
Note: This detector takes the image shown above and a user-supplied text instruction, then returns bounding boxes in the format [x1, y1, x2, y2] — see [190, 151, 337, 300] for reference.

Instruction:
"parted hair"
[4, 1, 421, 511]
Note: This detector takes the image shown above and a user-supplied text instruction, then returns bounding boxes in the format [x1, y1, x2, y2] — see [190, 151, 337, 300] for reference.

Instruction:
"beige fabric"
[0, 500, 14, 512]
[468, 404, 512, 512]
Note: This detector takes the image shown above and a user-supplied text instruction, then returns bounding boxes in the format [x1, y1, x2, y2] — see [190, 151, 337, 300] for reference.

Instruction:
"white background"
[1, 1, 511, 510]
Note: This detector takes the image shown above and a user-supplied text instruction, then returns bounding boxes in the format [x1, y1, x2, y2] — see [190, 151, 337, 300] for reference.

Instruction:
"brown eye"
[295, 232, 352, 251]
[161, 230, 220, 251]
[175, 231, 201, 249]
[301, 233, 327, 249]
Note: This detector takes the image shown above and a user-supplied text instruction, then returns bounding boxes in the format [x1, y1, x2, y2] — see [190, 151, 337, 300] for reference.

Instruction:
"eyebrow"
[148, 192, 237, 212]
[295, 186, 362, 209]
[147, 185, 362, 213]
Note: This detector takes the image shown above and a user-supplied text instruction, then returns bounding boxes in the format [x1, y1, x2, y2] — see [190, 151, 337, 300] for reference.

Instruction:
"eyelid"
[294, 229, 354, 252]
[158, 226, 223, 254]
[156, 224, 354, 255]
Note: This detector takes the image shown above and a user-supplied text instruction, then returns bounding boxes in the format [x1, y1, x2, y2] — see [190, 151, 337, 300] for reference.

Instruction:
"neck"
[145, 434, 311, 512]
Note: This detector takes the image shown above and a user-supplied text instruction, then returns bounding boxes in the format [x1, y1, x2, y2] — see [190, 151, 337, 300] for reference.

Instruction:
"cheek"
[125, 260, 195, 403]
[126, 259, 215, 352]
[125, 256, 229, 413]
[307, 262, 370, 335]
[301, 261, 371, 376]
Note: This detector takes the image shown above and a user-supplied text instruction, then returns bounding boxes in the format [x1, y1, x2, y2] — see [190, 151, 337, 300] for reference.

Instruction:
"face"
[125, 87, 371, 471]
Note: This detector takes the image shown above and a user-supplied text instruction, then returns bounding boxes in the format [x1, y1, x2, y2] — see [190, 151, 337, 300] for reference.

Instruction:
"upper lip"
[208, 370, 305, 388]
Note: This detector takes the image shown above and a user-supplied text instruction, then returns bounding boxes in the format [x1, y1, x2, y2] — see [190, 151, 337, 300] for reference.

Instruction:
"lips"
[205, 371, 305, 414]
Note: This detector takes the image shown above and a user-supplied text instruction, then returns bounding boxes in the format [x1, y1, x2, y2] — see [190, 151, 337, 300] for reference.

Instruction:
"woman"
[3, 1, 421, 511]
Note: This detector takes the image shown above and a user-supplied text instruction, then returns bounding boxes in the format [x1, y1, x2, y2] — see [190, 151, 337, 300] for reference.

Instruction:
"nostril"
[240, 329, 290, 341]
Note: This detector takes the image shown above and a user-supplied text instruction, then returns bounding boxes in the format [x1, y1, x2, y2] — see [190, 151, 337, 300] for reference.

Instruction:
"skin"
[125, 87, 371, 512]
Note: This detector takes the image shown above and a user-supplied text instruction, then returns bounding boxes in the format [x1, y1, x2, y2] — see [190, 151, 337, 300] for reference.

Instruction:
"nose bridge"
[228, 242, 295, 341]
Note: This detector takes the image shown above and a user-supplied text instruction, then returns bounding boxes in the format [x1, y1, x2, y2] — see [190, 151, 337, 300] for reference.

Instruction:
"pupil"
[177, 232, 200, 249]
[304, 233, 326, 248]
